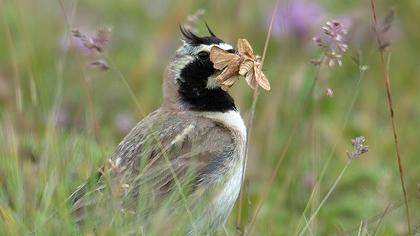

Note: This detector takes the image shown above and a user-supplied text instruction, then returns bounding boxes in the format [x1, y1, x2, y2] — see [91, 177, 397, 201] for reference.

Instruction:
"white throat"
[202, 110, 247, 139]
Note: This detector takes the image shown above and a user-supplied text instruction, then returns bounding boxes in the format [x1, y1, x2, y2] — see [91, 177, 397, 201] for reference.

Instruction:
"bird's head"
[163, 25, 237, 112]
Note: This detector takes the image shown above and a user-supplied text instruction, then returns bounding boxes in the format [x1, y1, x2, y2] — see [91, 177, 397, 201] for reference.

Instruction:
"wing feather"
[70, 109, 234, 226]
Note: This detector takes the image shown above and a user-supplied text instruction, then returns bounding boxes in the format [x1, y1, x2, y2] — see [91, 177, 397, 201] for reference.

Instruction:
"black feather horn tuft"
[205, 23, 216, 37]
[179, 24, 224, 46]
[179, 25, 202, 45]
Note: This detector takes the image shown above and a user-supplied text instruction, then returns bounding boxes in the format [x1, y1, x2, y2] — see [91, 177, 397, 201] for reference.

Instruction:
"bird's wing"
[70, 109, 234, 224]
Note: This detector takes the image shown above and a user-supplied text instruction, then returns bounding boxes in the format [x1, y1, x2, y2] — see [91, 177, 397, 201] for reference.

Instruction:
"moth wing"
[254, 65, 271, 91]
[237, 38, 255, 60]
[239, 60, 254, 76]
[223, 76, 240, 86]
[210, 46, 240, 70]
[244, 68, 258, 90]
[216, 60, 240, 82]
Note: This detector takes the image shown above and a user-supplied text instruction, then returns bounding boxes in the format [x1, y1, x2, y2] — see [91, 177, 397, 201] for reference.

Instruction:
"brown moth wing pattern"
[210, 46, 240, 70]
[245, 68, 258, 89]
[239, 59, 254, 76]
[210, 46, 243, 91]
[254, 63, 270, 91]
[237, 39, 255, 60]
[210, 38, 271, 91]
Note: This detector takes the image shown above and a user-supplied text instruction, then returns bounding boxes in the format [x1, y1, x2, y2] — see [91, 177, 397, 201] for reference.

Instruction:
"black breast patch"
[178, 59, 237, 112]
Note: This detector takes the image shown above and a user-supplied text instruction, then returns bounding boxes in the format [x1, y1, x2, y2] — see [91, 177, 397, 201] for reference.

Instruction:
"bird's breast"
[201, 110, 247, 141]
[200, 110, 247, 224]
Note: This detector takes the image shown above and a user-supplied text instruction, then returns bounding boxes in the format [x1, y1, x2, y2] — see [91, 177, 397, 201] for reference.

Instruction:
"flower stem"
[236, 0, 279, 233]
[299, 159, 352, 236]
[369, 1, 412, 235]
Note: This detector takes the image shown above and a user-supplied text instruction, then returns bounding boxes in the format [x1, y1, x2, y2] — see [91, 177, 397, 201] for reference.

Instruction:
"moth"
[210, 38, 271, 91]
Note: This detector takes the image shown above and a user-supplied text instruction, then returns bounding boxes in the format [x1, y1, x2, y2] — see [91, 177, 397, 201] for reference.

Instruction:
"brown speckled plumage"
[70, 28, 246, 234]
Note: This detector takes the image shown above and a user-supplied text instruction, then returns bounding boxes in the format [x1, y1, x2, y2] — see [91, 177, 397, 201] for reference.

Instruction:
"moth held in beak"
[210, 38, 271, 91]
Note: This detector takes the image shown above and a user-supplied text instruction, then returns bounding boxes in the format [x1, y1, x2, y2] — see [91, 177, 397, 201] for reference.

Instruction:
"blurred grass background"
[1, 0, 419, 235]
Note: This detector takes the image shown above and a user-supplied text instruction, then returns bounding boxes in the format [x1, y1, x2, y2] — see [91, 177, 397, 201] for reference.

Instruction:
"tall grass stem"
[299, 159, 352, 236]
[236, 0, 280, 233]
[369, 1, 412, 234]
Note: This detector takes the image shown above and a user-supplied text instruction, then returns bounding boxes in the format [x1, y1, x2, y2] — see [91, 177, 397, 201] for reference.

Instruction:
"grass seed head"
[312, 20, 348, 67]
[347, 136, 369, 160]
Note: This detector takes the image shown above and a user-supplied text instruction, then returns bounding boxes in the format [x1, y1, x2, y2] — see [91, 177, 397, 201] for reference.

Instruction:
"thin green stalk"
[369, 1, 412, 235]
[104, 55, 147, 116]
[357, 220, 364, 236]
[246, 55, 323, 235]
[293, 63, 367, 235]
[372, 204, 391, 235]
[343, 199, 411, 234]
[236, 0, 279, 233]
[299, 159, 352, 236]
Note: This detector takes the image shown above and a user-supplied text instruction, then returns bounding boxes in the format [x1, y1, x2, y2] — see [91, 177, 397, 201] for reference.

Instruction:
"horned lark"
[70, 26, 246, 235]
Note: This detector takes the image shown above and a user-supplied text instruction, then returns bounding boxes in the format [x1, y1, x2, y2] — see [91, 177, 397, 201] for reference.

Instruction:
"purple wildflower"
[115, 112, 135, 133]
[52, 108, 70, 128]
[313, 20, 348, 67]
[272, 0, 324, 41]
[90, 60, 110, 71]
[69, 26, 112, 71]
[71, 26, 112, 53]
[303, 173, 316, 192]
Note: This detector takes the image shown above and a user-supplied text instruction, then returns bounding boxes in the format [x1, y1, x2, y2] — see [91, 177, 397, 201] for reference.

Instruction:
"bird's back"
[70, 108, 246, 234]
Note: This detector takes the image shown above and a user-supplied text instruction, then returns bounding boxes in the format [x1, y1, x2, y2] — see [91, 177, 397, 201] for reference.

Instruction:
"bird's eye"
[197, 51, 209, 60]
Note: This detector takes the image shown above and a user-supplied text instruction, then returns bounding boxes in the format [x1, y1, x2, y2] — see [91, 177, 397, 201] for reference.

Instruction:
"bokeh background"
[1, 0, 419, 235]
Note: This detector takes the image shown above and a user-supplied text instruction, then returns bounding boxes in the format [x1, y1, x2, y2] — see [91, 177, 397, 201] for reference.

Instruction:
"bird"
[69, 25, 247, 235]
